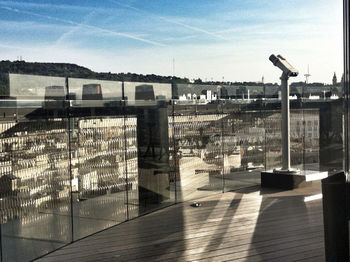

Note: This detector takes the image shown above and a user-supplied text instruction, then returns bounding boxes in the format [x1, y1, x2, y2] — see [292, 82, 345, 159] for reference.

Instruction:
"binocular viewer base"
[261, 170, 328, 190]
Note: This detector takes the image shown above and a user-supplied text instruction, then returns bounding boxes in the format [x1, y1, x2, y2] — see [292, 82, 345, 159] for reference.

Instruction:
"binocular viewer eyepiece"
[269, 54, 298, 77]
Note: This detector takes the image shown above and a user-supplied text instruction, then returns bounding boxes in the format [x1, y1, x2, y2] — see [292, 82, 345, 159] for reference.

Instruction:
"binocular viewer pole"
[279, 72, 295, 173]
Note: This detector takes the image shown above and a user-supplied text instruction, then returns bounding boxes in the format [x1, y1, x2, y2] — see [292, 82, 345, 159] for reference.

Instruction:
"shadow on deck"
[37, 182, 324, 262]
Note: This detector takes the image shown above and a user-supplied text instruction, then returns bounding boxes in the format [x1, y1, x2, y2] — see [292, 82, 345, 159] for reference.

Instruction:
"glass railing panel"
[300, 108, 321, 171]
[66, 77, 127, 240]
[124, 81, 175, 216]
[174, 82, 225, 201]
[69, 115, 128, 240]
[172, 99, 224, 202]
[0, 117, 72, 262]
[290, 105, 305, 171]
[264, 84, 280, 100]
[68, 78, 124, 119]
[8, 73, 67, 101]
[220, 97, 280, 175]
[318, 98, 344, 173]
[122, 116, 139, 220]
[5, 73, 68, 120]
[264, 109, 282, 171]
[124, 81, 172, 106]
[68, 77, 123, 102]
[222, 108, 264, 192]
[0, 74, 72, 261]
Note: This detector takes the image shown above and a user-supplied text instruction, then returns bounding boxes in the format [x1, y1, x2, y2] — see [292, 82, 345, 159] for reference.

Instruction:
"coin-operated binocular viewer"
[269, 54, 298, 173]
[261, 55, 328, 189]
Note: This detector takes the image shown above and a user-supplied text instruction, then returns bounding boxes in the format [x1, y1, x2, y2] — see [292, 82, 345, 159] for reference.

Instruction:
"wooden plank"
[42, 213, 323, 259]
[58, 199, 322, 245]
[37, 182, 325, 262]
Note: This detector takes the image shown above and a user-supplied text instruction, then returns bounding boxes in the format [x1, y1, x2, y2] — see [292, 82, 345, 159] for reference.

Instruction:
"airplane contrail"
[0, 5, 167, 47]
[109, 0, 228, 41]
[54, 11, 96, 47]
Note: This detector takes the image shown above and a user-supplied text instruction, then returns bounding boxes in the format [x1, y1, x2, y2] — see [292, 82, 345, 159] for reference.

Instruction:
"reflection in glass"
[0, 119, 72, 262]
[82, 84, 103, 101]
[124, 81, 171, 105]
[9, 74, 66, 100]
[68, 78, 122, 101]
[170, 112, 225, 201]
[319, 100, 343, 173]
[222, 110, 263, 191]
[131, 103, 174, 215]
[135, 84, 155, 101]
[265, 111, 282, 171]
[70, 117, 129, 240]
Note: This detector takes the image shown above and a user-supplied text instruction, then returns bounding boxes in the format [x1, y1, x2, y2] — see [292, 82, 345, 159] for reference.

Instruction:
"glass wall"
[0, 73, 337, 261]
[171, 103, 225, 201]
[1, 74, 72, 262]
[344, 0, 350, 174]
[124, 81, 174, 216]
[222, 108, 265, 192]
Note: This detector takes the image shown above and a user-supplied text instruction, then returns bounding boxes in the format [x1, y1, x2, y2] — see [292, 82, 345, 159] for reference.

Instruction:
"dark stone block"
[261, 170, 328, 190]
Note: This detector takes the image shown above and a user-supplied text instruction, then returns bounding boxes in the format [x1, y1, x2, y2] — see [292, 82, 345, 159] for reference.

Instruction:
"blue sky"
[0, 0, 343, 83]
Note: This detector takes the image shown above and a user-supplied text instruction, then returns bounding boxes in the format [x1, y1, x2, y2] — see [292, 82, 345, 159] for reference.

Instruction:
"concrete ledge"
[261, 170, 328, 190]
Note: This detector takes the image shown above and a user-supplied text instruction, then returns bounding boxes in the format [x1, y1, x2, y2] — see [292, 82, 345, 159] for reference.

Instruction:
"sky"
[0, 0, 344, 83]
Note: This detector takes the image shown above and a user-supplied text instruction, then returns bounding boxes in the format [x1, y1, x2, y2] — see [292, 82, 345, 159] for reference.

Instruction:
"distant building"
[333, 72, 337, 85]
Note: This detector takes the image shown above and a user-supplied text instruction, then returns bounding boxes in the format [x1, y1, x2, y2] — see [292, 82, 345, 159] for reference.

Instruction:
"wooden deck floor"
[37, 182, 325, 262]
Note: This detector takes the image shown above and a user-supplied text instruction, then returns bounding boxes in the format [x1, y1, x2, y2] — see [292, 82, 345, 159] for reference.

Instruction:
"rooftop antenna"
[304, 65, 311, 84]
[172, 58, 175, 76]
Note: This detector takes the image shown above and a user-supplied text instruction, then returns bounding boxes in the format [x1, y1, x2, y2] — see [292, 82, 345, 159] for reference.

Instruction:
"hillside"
[0, 60, 189, 83]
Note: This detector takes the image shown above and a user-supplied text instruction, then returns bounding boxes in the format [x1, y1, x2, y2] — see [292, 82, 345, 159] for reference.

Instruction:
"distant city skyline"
[0, 0, 343, 84]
